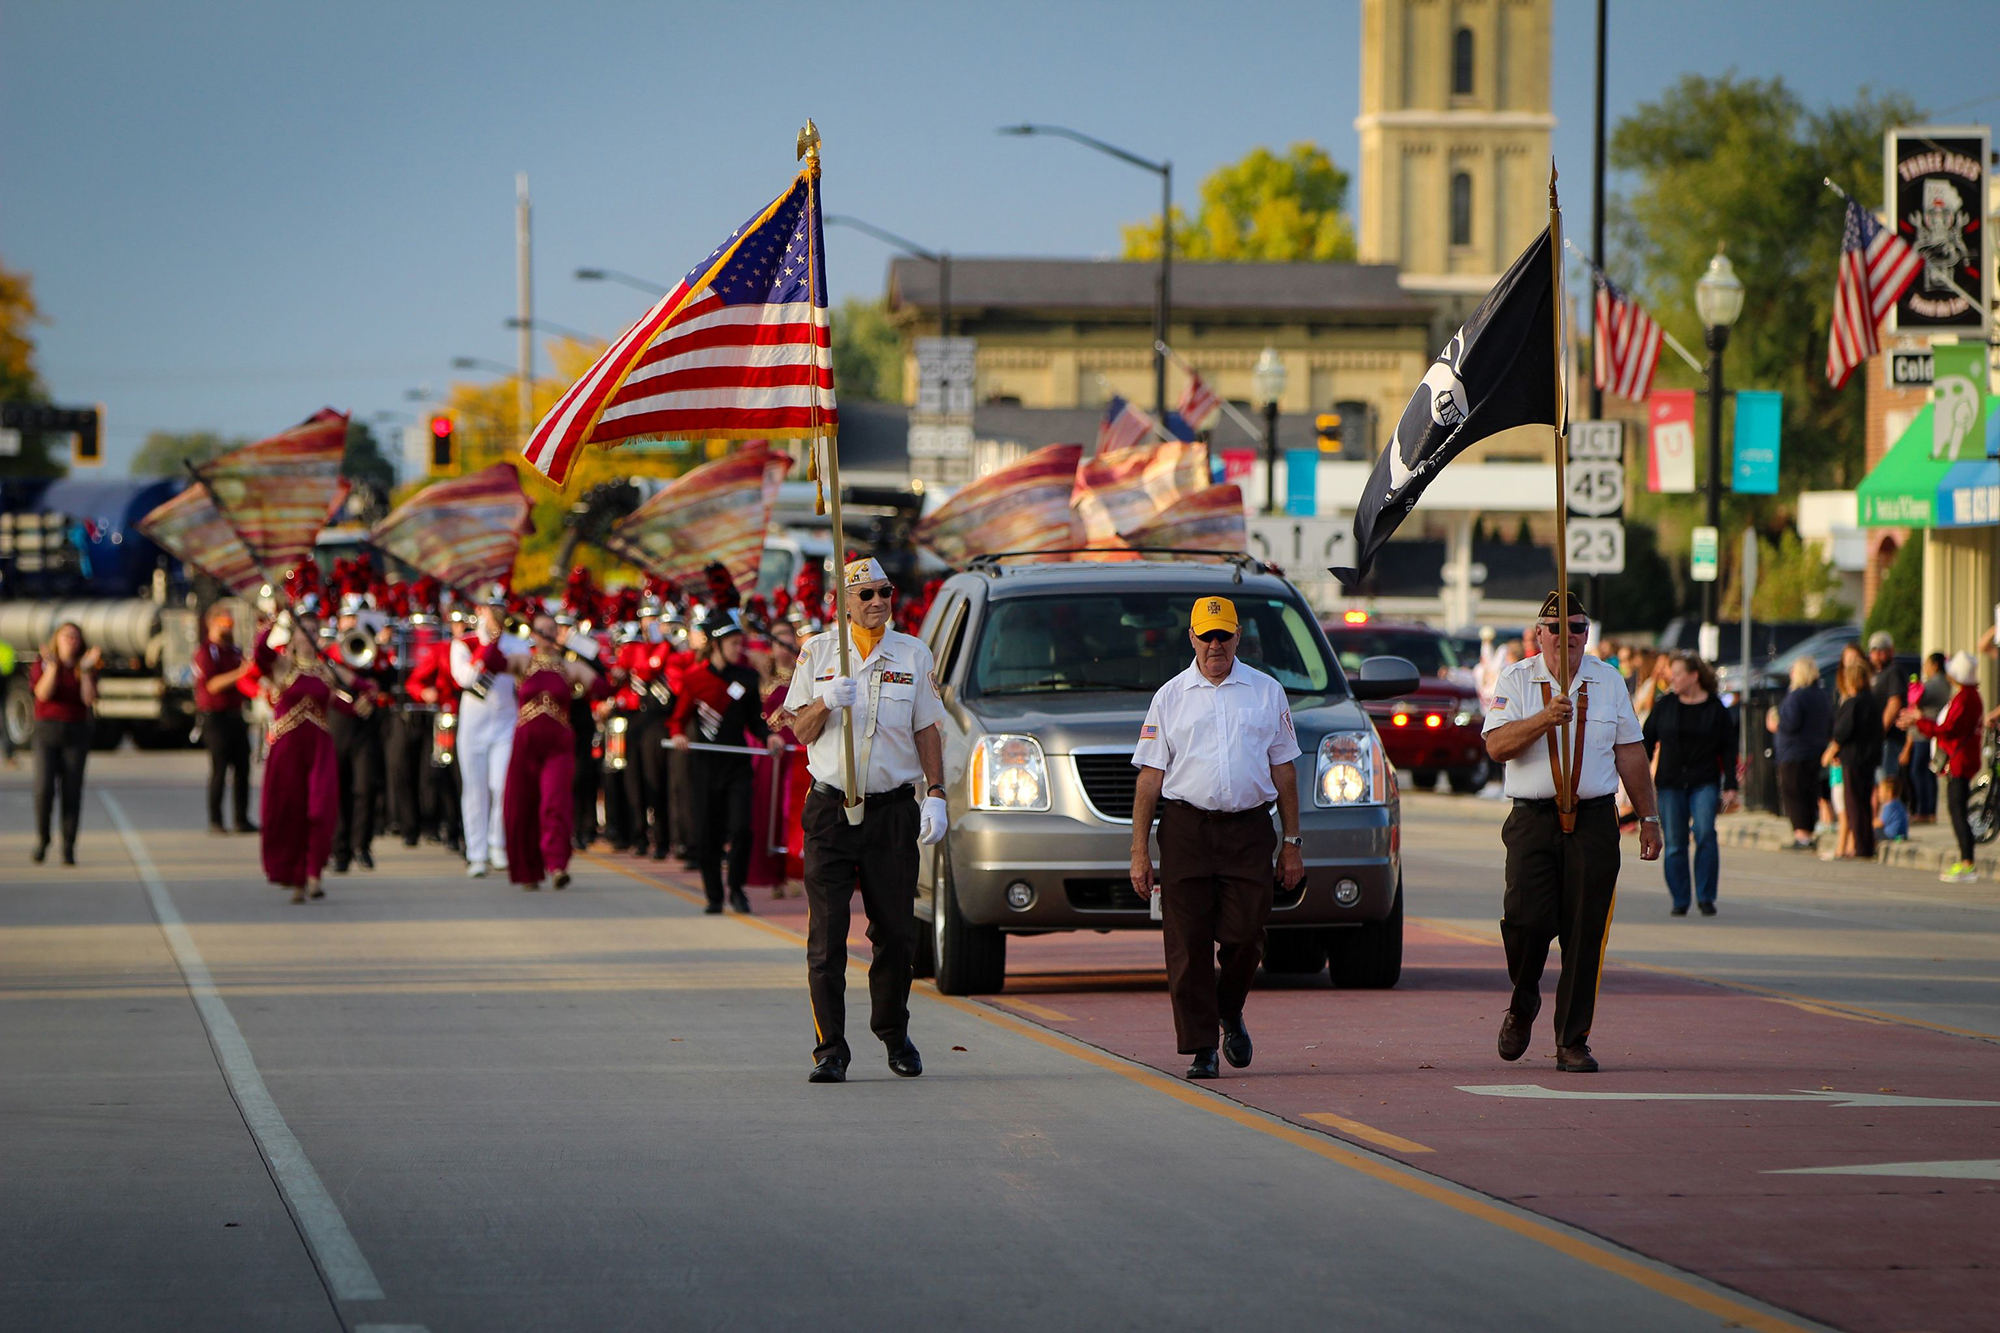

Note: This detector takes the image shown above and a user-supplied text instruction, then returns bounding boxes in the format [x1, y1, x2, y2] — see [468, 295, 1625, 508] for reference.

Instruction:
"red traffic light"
[429, 413, 453, 438]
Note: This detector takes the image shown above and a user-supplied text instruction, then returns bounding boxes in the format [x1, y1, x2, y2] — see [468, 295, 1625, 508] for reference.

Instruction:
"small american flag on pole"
[521, 170, 836, 485]
[1592, 273, 1663, 403]
[1826, 198, 1921, 390]
[1175, 370, 1222, 433]
[1098, 395, 1154, 453]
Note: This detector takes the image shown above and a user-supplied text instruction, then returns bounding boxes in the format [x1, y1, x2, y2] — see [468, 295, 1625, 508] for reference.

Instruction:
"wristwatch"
[1640, 815, 1661, 825]
[926, 784, 948, 798]
[1282, 835, 1304, 848]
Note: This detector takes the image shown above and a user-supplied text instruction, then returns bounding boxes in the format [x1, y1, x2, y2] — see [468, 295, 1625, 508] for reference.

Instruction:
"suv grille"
[1073, 752, 1137, 820]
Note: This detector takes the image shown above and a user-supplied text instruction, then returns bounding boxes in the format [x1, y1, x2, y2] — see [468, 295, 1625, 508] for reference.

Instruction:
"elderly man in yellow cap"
[780, 556, 949, 1084]
[1129, 594, 1304, 1080]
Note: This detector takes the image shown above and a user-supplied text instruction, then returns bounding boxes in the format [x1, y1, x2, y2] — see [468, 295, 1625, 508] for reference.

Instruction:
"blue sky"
[3, 0, 1995, 471]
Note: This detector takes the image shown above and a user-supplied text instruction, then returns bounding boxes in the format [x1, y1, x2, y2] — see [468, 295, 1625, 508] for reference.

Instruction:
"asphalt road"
[9, 753, 1991, 1332]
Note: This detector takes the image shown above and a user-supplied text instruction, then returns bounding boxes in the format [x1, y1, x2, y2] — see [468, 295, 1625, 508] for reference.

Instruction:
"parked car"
[1322, 615, 1488, 793]
[913, 555, 1420, 996]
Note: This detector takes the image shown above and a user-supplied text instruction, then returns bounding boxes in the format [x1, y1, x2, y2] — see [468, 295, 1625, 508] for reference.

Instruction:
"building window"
[1452, 26, 1474, 95]
[1450, 172, 1473, 247]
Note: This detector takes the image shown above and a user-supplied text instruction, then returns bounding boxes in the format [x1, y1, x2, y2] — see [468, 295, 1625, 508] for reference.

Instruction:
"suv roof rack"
[965, 548, 1270, 582]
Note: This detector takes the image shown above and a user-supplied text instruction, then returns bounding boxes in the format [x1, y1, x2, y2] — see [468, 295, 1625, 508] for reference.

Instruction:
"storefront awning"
[1858, 401, 1999, 528]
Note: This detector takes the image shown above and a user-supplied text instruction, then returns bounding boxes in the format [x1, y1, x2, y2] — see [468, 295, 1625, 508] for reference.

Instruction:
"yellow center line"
[597, 855, 1811, 1332]
[997, 998, 1076, 1023]
[1303, 1112, 1434, 1154]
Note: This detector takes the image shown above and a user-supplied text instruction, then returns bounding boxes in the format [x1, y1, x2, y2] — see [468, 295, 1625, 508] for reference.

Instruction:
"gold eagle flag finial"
[796, 119, 821, 165]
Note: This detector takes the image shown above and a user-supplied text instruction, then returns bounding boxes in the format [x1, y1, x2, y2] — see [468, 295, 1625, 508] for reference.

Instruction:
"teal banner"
[1731, 390, 1782, 494]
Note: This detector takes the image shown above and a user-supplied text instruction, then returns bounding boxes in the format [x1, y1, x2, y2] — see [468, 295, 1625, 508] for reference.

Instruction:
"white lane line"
[101, 790, 387, 1303]
[1766, 1159, 2000, 1180]
[356, 1325, 433, 1332]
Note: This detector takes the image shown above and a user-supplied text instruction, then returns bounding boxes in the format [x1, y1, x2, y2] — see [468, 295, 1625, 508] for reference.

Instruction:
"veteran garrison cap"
[1537, 589, 1587, 622]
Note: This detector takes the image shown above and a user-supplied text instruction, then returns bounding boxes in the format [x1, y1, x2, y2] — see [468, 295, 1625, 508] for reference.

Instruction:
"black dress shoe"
[1670, 905, 1689, 917]
[61, 845, 76, 867]
[1498, 1011, 1531, 1062]
[209, 823, 229, 837]
[236, 820, 259, 834]
[1698, 902, 1717, 916]
[808, 1055, 847, 1084]
[402, 836, 419, 848]
[702, 902, 723, 915]
[332, 859, 351, 875]
[32, 841, 47, 864]
[356, 849, 374, 870]
[728, 890, 753, 915]
[1185, 1049, 1220, 1080]
[1556, 1044, 1599, 1074]
[552, 871, 570, 890]
[1220, 1015, 1253, 1069]
[887, 1041, 923, 1078]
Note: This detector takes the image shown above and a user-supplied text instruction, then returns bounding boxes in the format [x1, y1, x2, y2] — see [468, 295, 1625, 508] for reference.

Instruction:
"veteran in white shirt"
[780, 557, 948, 1086]
[1129, 595, 1304, 1081]
[1482, 590, 1660, 1076]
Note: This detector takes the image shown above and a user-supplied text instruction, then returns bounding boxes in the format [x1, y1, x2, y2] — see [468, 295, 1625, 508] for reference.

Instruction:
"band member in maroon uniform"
[490, 612, 604, 890]
[617, 598, 675, 858]
[193, 604, 256, 835]
[254, 612, 342, 903]
[29, 621, 100, 865]
[671, 612, 781, 914]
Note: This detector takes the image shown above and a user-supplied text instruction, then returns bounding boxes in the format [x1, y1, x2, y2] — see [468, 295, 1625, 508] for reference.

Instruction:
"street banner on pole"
[1649, 390, 1697, 492]
[1284, 449, 1318, 517]
[1932, 344, 1988, 461]
[1731, 390, 1783, 494]
[1885, 126, 1991, 337]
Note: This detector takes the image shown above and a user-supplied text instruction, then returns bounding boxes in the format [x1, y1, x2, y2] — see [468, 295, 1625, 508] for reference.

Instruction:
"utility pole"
[516, 172, 534, 445]
[1587, 0, 1607, 619]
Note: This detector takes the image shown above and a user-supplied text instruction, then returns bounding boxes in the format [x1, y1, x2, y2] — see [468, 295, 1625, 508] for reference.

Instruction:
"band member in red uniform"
[671, 612, 781, 914]
[29, 621, 100, 866]
[617, 598, 674, 859]
[490, 612, 603, 891]
[326, 598, 395, 873]
[403, 614, 463, 851]
[255, 612, 342, 904]
[194, 604, 256, 836]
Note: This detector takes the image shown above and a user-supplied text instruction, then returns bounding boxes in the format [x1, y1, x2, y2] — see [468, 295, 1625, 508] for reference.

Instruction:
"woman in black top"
[1766, 655, 1834, 848]
[1827, 659, 1881, 860]
[1642, 653, 1738, 916]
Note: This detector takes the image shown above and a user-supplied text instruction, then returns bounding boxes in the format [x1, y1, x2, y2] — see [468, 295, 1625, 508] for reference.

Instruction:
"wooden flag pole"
[799, 121, 864, 826]
[1548, 162, 1577, 823]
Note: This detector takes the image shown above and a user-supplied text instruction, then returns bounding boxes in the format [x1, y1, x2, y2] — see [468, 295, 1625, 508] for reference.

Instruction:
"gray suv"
[911, 555, 1419, 996]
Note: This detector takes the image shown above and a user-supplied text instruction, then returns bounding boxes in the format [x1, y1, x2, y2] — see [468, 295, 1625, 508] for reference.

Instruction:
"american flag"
[1826, 199, 1921, 390]
[1176, 370, 1222, 432]
[1592, 274, 1663, 402]
[522, 170, 836, 484]
[1099, 396, 1155, 453]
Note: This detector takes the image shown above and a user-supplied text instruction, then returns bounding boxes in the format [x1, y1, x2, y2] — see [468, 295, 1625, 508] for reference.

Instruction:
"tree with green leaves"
[830, 296, 903, 402]
[0, 257, 65, 479]
[130, 430, 240, 478]
[1610, 75, 1920, 494]
[1865, 533, 1921, 649]
[342, 419, 395, 494]
[1123, 143, 1356, 262]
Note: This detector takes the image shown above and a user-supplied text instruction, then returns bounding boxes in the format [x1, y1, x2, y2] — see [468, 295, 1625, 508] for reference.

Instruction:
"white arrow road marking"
[1766, 1160, 2000, 1180]
[1457, 1083, 2000, 1109]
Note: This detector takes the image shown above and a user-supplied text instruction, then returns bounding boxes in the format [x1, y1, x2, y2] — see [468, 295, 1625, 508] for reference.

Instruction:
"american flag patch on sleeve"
[1139, 724, 1158, 740]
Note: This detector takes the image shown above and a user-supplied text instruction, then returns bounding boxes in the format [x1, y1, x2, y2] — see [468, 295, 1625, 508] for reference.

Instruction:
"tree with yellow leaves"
[1122, 143, 1357, 263]
[0, 256, 66, 478]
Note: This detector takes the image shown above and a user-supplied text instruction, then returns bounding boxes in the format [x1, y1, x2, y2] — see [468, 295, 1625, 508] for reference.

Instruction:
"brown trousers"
[1500, 796, 1620, 1049]
[1156, 802, 1276, 1054]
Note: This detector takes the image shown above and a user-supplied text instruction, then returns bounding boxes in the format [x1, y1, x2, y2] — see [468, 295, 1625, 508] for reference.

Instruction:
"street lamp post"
[1694, 246, 1744, 648]
[1000, 123, 1171, 420]
[504, 315, 602, 346]
[573, 268, 670, 298]
[824, 215, 950, 337]
[1253, 346, 1287, 516]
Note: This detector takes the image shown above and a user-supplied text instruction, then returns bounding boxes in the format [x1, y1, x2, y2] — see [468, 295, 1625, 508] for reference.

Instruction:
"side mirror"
[1350, 655, 1421, 702]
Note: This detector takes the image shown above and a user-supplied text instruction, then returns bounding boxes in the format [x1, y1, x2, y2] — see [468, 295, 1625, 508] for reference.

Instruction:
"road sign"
[1569, 420, 1624, 461]
[1890, 350, 1934, 387]
[1690, 525, 1719, 582]
[1565, 462, 1624, 516]
[1567, 518, 1625, 574]
[1458, 1084, 2000, 1109]
[914, 336, 976, 418]
[0, 427, 18, 458]
[907, 422, 973, 459]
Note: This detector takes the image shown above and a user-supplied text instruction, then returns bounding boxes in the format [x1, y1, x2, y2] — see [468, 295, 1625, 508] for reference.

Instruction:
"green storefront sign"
[1857, 350, 1997, 529]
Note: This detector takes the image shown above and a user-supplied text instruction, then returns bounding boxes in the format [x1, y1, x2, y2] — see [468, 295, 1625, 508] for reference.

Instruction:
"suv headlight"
[1314, 731, 1386, 807]
[969, 734, 1052, 811]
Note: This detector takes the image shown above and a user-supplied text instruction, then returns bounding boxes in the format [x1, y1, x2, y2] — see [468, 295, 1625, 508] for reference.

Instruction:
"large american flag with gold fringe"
[521, 168, 837, 486]
[599, 442, 788, 597]
[368, 462, 535, 591]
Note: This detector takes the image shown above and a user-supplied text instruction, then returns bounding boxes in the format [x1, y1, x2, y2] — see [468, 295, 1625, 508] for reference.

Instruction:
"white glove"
[823, 675, 859, 709]
[918, 795, 948, 846]
[266, 622, 292, 649]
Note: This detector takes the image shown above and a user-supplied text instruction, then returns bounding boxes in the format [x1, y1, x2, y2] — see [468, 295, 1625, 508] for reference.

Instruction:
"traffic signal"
[428, 413, 454, 472]
[1315, 412, 1343, 453]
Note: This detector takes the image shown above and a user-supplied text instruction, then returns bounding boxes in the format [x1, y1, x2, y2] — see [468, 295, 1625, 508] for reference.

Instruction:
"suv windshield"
[970, 591, 1340, 696]
[1326, 628, 1456, 678]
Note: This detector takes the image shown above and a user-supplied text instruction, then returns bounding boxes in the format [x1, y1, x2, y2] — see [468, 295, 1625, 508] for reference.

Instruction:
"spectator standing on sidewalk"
[1826, 659, 1881, 861]
[1900, 651, 1984, 883]
[1908, 653, 1950, 823]
[1643, 653, 1738, 916]
[1868, 632, 1908, 835]
[1768, 656, 1833, 850]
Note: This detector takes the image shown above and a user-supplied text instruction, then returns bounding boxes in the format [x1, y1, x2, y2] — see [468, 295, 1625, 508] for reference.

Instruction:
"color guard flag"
[1827, 198, 1921, 390]
[367, 462, 535, 591]
[137, 484, 264, 594]
[1176, 370, 1222, 433]
[1333, 229, 1559, 584]
[914, 443, 1082, 567]
[600, 442, 788, 597]
[521, 168, 836, 485]
[1098, 396, 1155, 453]
[1119, 483, 1247, 554]
[1073, 439, 1211, 546]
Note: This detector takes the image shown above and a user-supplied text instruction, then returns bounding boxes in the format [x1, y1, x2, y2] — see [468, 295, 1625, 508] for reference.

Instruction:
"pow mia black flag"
[1332, 227, 1561, 584]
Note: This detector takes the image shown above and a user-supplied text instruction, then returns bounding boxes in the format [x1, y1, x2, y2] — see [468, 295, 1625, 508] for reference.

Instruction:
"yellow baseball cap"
[1190, 595, 1238, 635]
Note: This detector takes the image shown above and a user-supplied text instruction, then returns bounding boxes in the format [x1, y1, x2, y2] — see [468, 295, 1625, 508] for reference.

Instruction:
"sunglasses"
[853, 586, 893, 602]
[1539, 620, 1590, 634]
[1197, 629, 1236, 643]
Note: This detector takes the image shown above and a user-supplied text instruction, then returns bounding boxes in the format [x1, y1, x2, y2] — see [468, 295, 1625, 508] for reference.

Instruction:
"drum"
[604, 714, 630, 772]
[429, 709, 458, 768]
